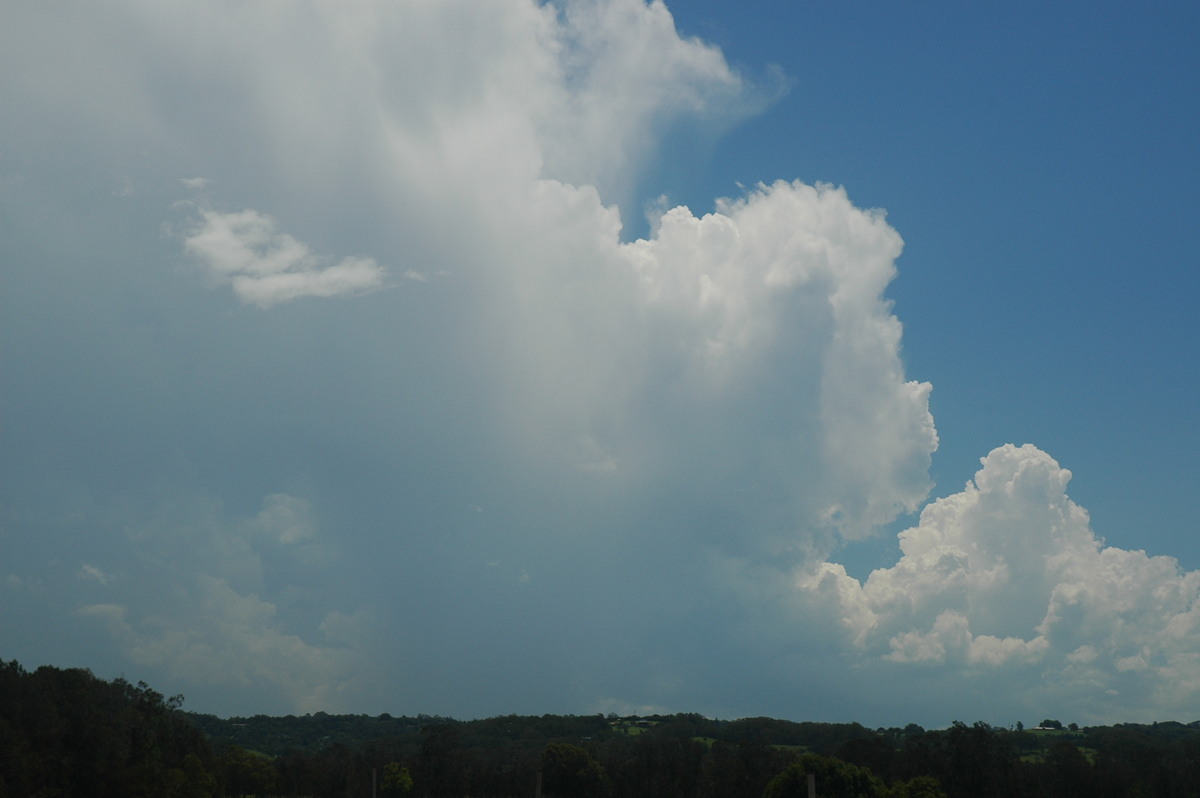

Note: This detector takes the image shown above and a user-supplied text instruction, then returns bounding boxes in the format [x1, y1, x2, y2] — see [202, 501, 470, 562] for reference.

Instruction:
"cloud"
[251, 493, 318, 545]
[536, 0, 766, 200]
[66, 492, 357, 712]
[78, 577, 357, 713]
[3, 0, 1195, 726]
[4, 0, 794, 716]
[79, 563, 113, 586]
[799, 444, 1200, 722]
[182, 208, 385, 307]
[619, 181, 936, 541]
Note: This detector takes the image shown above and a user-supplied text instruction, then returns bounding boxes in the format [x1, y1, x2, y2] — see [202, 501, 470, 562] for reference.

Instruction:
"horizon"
[14, 654, 1200, 729]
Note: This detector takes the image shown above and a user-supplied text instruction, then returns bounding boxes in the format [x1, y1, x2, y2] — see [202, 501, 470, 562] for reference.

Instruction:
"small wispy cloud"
[182, 208, 385, 308]
[80, 563, 113, 586]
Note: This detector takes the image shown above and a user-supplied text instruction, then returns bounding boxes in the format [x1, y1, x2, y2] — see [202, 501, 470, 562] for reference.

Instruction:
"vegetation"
[4, 659, 1200, 797]
[0, 659, 215, 797]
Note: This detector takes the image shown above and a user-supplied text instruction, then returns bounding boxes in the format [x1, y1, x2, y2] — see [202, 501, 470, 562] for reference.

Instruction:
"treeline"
[5, 660, 1200, 797]
[201, 714, 1200, 798]
[0, 659, 216, 797]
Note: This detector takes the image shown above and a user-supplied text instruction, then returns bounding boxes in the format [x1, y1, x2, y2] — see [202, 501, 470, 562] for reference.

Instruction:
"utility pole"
[807, 772, 816, 798]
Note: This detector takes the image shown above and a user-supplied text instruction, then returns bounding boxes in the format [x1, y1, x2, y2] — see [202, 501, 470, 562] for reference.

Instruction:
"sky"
[2, 0, 1198, 730]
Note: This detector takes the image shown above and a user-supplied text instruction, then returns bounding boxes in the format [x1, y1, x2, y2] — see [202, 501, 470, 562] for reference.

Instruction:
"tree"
[416, 723, 463, 798]
[218, 745, 275, 798]
[165, 752, 218, 798]
[1039, 741, 1092, 798]
[887, 775, 947, 798]
[382, 761, 414, 796]
[837, 736, 898, 784]
[0, 663, 219, 798]
[763, 754, 886, 798]
[540, 743, 606, 797]
[696, 739, 790, 798]
[937, 721, 1016, 798]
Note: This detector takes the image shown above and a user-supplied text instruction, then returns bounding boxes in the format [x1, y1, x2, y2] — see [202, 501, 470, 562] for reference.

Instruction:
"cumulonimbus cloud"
[147, 0, 936, 710]
[4, 0, 1194, 723]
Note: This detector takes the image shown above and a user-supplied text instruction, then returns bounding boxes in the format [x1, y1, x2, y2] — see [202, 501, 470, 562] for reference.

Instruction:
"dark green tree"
[218, 745, 276, 797]
[887, 775, 947, 798]
[540, 742, 606, 797]
[415, 723, 464, 798]
[763, 754, 886, 798]
[935, 721, 1016, 798]
[837, 735, 898, 784]
[696, 739, 790, 798]
[0, 661, 217, 798]
[1039, 741, 1092, 798]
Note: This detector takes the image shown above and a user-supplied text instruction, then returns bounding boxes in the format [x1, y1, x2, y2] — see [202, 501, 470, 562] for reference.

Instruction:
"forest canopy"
[3, 660, 1200, 797]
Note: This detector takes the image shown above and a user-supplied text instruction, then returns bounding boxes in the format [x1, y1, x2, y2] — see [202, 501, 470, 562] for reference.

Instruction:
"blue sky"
[2, 0, 1198, 729]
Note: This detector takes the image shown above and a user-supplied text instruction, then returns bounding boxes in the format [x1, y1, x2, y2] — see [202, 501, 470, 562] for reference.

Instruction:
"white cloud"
[78, 577, 355, 712]
[8, 0, 938, 716]
[183, 208, 384, 307]
[536, 0, 762, 200]
[74, 492, 356, 711]
[251, 493, 318, 545]
[79, 563, 113, 585]
[5, 0, 1193, 725]
[619, 181, 936, 541]
[5, 574, 41, 593]
[802, 444, 1200, 721]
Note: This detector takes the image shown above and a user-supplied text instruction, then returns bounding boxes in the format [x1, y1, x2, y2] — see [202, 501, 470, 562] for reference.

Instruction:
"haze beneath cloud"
[2, 0, 1197, 727]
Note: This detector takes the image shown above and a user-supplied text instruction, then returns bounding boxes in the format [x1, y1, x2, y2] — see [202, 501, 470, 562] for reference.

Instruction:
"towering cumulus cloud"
[802, 444, 1200, 721]
[1, 0, 1196, 724]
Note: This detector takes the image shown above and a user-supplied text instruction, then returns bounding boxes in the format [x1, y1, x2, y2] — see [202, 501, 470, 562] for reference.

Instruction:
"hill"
[4, 659, 1200, 797]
